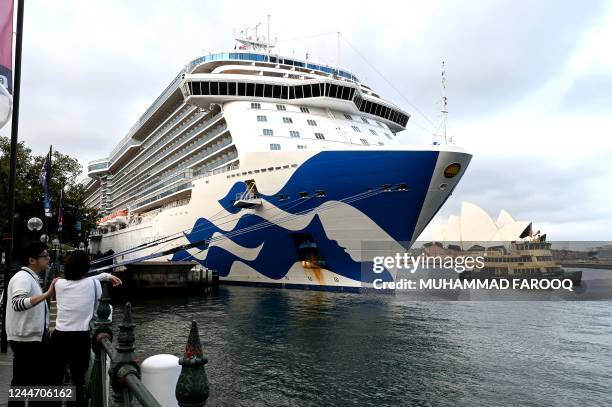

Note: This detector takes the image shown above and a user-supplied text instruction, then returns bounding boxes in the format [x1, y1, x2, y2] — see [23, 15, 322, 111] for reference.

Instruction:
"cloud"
[1, 0, 610, 240]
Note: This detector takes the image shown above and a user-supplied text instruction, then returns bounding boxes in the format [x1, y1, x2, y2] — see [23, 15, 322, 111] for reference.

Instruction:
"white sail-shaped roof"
[431, 202, 536, 246]
[496, 209, 515, 229]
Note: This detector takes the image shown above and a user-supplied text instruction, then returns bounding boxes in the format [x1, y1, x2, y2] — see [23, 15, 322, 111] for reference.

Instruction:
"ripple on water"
[109, 287, 612, 406]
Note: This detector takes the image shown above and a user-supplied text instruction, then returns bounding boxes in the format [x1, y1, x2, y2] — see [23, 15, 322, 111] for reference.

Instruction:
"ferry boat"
[84, 29, 472, 289]
[457, 239, 583, 286]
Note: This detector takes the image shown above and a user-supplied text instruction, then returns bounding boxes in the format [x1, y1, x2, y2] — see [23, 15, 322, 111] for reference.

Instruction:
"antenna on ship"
[235, 17, 276, 53]
[434, 61, 453, 145]
[336, 32, 341, 77]
[267, 14, 271, 58]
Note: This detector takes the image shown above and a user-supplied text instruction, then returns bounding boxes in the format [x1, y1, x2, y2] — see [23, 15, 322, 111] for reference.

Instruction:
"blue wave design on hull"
[174, 150, 439, 283]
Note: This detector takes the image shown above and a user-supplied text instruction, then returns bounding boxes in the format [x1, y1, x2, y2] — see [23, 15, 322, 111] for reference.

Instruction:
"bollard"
[89, 282, 113, 407]
[142, 354, 181, 407]
[110, 303, 140, 407]
[176, 321, 209, 407]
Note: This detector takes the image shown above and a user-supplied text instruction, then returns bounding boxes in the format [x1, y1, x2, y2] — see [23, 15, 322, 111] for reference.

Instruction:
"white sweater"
[54, 273, 113, 332]
[6, 267, 49, 342]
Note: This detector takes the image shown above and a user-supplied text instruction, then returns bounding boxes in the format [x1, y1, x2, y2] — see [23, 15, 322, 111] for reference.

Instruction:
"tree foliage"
[0, 136, 100, 252]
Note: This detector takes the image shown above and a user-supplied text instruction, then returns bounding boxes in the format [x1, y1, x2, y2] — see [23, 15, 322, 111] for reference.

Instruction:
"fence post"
[110, 303, 140, 407]
[176, 321, 209, 407]
[89, 282, 113, 407]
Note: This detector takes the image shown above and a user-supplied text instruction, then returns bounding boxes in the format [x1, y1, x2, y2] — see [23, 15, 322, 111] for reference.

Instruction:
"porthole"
[299, 191, 310, 199]
[444, 163, 461, 178]
[439, 183, 448, 190]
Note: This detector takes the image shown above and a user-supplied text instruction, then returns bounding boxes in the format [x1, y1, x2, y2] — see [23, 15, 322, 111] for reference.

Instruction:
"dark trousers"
[9, 340, 57, 407]
[50, 330, 91, 407]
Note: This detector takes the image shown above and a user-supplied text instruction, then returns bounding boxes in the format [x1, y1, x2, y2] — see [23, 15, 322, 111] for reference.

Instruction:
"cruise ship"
[84, 31, 472, 289]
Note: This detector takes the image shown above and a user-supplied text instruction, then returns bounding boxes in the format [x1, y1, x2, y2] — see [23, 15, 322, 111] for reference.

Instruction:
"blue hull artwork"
[172, 150, 440, 285]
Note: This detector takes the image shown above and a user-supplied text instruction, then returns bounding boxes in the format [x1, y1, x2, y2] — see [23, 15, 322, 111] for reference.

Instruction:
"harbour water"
[111, 270, 612, 407]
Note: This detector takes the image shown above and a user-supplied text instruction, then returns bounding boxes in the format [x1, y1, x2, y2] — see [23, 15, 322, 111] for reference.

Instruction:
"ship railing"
[116, 116, 225, 191]
[111, 125, 228, 206]
[112, 110, 220, 191]
[90, 282, 209, 407]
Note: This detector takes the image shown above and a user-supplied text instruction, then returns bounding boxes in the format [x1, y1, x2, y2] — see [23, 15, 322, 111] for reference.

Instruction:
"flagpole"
[1, 0, 25, 353]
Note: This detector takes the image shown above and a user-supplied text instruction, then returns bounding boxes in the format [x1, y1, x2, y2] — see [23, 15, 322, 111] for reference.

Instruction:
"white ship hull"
[91, 146, 471, 290]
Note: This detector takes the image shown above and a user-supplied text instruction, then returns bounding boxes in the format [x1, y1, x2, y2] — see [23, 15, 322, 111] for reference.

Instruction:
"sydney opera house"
[431, 202, 538, 247]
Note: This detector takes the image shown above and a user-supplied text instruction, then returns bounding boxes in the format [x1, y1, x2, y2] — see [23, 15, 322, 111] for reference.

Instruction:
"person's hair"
[21, 242, 48, 265]
[63, 251, 91, 280]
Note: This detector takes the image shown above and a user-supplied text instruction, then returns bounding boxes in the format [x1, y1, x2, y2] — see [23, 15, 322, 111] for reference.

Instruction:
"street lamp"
[27, 217, 43, 232]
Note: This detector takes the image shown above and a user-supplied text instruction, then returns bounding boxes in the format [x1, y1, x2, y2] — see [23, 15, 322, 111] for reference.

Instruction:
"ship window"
[264, 84, 273, 98]
[396, 183, 408, 191]
[377, 121, 384, 127]
[361, 117, 369, 124]
[283, 117, 293, 124]
[247, 83, 255, 97]
[210, 82, 219, 95]
[289, 86, 295, 99]
[276, 104, 286, 111]
[352, 126, 361, 133]
[263, 129, 274, 136]
[385, 133, 392, 139]
[228, 82, 236, 95]
[312, 83, 321, 97]
[360, 138, 369, 145]
[281, 86, 288, 99]
[219, 82, 228, 95]
[289, 130, 300, 138]
[341, 86, 350, 100]
[270, 143, 281, 150]
[303, 85, 312, 98]
[299, 191, 309, 198]
[307, 119, 317, 126]
[329, 84, 338, 98]
[257, 115, 267, 122]
[297, 145, 307, 149]
[344, 114, 353, 120]
[251, 102, 261, 109]
[255, 83, 264, 97]
[382, 184, 392, 192]
[200, 82, 210, 95]
[315, 132, 325, 140]
[300, 107, 310, 113]
[277, 194, 286, 201]
[369, 129, 377, 136]
[316, 190, 326, 197]
[378, 141, 384, 146]
[295, 86, 304, 99]
[348, 88, 356, 99]
[238, 83, 246, 96]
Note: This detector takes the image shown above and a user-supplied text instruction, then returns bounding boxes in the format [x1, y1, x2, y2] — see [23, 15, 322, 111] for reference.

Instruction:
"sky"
[2, 0, 611, 240]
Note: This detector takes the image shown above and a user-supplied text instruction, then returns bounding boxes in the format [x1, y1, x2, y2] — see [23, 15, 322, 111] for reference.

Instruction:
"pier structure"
[89, 282, 210, 406]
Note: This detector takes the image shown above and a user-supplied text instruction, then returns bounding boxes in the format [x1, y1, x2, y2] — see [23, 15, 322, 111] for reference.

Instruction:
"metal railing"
[89, 283, 209, 406]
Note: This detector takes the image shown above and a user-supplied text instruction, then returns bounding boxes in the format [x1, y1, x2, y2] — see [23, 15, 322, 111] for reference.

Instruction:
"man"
[6, 241, 57, 406]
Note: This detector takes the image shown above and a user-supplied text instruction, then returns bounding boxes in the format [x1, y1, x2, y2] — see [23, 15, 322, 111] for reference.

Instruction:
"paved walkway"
[0, 347, 13, 406]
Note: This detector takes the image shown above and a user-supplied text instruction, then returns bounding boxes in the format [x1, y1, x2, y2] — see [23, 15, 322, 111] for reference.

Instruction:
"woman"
[52, 251, 122, 407]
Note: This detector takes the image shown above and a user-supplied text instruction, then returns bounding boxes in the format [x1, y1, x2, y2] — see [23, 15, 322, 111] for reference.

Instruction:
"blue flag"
[39, 149, 52, 217]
